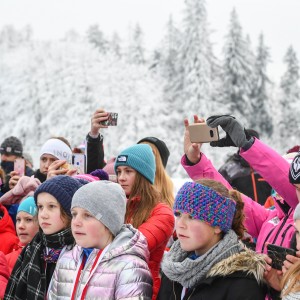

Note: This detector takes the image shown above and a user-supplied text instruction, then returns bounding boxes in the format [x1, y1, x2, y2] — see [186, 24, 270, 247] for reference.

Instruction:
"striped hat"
[174, 182, 236, 233]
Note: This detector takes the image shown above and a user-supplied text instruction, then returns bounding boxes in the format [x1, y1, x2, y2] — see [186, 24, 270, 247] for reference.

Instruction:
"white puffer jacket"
[48, 224, 153, 299]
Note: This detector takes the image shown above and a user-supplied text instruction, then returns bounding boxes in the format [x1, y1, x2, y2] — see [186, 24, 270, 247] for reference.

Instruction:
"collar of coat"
[207, 248, 265, 283]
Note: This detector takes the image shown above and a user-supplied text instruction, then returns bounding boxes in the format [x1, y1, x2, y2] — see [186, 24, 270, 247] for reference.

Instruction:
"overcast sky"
[0, 0, 299, 83]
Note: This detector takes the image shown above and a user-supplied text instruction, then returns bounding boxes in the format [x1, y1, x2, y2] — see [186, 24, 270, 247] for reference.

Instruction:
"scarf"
[4, 227, 74, 300]
[34, 169, 47, 184]
[161, 229, 243, 288]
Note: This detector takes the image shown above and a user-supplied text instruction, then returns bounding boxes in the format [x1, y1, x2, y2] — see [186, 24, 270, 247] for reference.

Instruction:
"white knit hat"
[40, 138, 72, 163]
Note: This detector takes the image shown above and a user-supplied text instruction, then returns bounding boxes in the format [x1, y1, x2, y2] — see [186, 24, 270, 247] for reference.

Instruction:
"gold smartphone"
[188, 123, 219, 143]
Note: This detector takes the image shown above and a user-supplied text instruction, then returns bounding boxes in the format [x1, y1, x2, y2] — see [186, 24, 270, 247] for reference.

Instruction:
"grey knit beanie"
[71, 180, 126, 236]
[294, 203, 300, 221]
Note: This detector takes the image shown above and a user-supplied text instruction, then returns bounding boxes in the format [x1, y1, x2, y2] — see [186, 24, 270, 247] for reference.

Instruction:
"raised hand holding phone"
[100, 112, 118, 126]
[188, 123, 219, 143]
[90, 108, 109, 136]
[183, 115, 204, 164]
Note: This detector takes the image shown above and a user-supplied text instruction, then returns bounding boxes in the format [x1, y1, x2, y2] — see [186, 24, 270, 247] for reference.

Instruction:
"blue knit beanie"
[114, 144, 156, 184]
[17, 196, 37, 216]
[34, 175, 85, 217]
[174, 182, 236, 233]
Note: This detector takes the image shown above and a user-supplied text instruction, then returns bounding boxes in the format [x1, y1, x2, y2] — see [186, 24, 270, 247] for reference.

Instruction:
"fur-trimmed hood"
[207, 247, 266, 283]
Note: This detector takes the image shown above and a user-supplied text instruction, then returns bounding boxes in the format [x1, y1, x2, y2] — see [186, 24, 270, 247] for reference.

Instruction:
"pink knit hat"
[0, 175, 41, 205]
[73, 169, 109, 182]
[103, 157, 117, 182]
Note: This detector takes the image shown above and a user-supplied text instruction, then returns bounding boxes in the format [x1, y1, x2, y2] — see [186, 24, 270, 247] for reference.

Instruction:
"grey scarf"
[161, 229, 243, 288]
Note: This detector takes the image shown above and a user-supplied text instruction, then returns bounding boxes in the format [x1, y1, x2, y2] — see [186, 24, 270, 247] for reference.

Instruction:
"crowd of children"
[0, 109, 300, 299]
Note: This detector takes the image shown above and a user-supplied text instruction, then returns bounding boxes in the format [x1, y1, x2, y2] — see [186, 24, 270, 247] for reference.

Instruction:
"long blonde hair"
[281, 260, 300, 297]
[126, 172, 161, 228]
[140, 141, 174, 208]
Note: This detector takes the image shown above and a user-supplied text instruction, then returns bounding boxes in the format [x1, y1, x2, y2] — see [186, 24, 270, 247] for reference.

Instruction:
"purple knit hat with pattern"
[174, 182, 236, 233]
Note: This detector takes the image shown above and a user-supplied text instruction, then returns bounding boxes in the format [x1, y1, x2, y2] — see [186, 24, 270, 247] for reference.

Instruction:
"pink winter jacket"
[47, 224, 153, 300]
[181, 138, 296, 253]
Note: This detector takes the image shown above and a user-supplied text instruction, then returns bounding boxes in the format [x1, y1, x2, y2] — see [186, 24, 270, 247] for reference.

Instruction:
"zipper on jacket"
[272, 210, 292, 245]
[261, 227, 276, 253]
[185, 288, 195, 300]
[280, 224, 293, 246]
[173, 281, 177, 300]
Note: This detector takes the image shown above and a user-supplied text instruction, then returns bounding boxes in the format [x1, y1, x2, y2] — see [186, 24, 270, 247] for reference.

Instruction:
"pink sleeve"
[240, 138, 298, 209]
[181, 153, 271, 237]
[181, 154, 232, 189]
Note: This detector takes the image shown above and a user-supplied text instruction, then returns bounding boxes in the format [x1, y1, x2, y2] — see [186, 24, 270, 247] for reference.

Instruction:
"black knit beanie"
[138, 137, 170, 168]
[289, 153, 300, 184]
[0, 136, 23, 157]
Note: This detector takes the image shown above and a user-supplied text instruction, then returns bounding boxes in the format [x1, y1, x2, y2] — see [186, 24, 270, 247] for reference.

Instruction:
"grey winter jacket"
[47, 224, 153, 299]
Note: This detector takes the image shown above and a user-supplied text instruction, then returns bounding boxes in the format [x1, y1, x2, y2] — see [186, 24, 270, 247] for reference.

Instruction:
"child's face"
[175, 211, 221, 255]
[37, 193, 69, 235]
[71, 207, 113, 249]
[116, 166, 136, 196]
[16, 211, 39, 245]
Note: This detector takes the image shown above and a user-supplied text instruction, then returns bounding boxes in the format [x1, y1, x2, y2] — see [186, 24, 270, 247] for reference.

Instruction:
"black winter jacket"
[158, 271, 266, 300]
[219, 153, 272, 205]
[86, 133, 105, 173]
[158, 249, 267, 300]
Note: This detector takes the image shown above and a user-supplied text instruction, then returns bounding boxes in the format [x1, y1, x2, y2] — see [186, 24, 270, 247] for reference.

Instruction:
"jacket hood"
[207, 248, 266, 284]
[105, 224, 150, 262]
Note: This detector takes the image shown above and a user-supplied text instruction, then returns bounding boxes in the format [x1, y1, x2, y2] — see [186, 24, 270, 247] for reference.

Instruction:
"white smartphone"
[72, 154, 86, 174]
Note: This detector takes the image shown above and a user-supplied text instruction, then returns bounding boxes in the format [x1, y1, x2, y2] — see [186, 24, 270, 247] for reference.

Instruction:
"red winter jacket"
[0, 204, 19, 255]
[5, 242, 23, 273]
[0, 251, 9, 298]
[137, 202, 175, 300]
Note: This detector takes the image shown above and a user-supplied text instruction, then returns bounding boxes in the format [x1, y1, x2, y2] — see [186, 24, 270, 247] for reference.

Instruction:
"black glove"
[206, 115, 250, 148]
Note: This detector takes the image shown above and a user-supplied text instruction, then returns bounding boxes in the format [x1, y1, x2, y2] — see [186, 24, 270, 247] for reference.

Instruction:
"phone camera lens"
[210, 130, 214, 137]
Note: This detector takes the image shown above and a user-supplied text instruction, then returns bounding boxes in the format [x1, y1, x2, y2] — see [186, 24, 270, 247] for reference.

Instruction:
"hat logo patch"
[96, 212, 102, 220]
[291, 156, 300, 180]
[117, 155, 128, 162]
